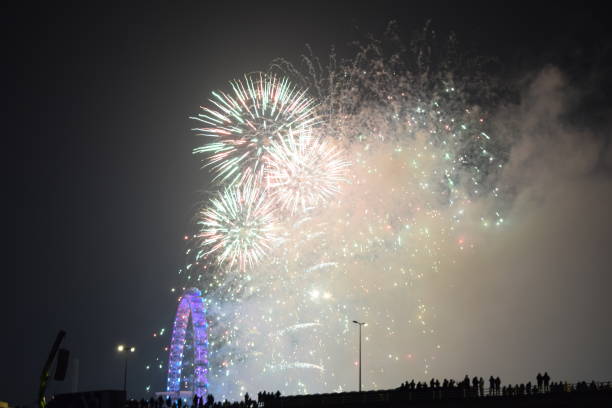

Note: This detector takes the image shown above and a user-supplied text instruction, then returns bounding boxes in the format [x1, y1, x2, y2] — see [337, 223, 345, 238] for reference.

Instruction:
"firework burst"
[197, 183, 278, 271]
[265, 128, 350, 214]
[192, 73, 319, 185]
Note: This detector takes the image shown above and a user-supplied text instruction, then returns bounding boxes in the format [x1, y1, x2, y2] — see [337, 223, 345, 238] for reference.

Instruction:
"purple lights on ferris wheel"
[167, 287, 209, 398]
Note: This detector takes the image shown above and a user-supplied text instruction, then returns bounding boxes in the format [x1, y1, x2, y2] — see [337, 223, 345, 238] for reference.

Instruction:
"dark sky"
[3, 1, 611, 405]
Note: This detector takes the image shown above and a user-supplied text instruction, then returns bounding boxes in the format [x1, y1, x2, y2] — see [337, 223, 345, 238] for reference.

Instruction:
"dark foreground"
[263, 391, 612, 408]
[262, 387, 612, 408]
[48, 383, 612, 408]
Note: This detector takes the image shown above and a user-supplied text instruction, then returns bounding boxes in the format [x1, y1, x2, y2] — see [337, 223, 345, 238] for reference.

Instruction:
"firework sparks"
[265, 128, 350, 214]
[192, 73, 319, 185]
[158, 26, 510, 401]
[197, 183, 278, 270]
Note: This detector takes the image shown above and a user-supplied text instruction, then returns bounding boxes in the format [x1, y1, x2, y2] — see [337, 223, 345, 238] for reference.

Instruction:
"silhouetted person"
[543, 372, 550, 391]
[495, 377, 501, 396]
[526, 381, 532, 395]
[536, 373, 543, 391]
[479, 377, 484, 397]
[489, 376, 495, 395]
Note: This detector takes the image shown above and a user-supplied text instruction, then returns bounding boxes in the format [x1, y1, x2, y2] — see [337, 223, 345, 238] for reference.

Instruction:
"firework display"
[192, 74, 319, 186]
[155, 28, 508, 400]
[265, 128, 350, 214]
[197, 182, 278, 271]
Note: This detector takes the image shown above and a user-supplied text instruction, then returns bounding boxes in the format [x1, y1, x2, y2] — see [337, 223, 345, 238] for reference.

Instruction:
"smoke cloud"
[201, 64, 612, 399]
[433, 66, 612, 384]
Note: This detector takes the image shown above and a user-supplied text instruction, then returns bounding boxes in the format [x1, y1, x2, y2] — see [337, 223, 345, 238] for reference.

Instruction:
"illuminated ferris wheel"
[167, 288, 209, 398]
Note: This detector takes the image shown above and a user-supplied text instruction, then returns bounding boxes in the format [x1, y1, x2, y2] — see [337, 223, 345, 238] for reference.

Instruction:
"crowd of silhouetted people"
[396, 372, 612, 399]
[256, 391, 281, 403]
[124, 391, 280, 408]
[397, 372, 556, 397]
[121, 373, 611, 408]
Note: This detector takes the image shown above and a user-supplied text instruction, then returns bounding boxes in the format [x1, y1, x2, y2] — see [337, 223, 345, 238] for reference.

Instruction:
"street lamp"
[117, 344, 136, 394]
[352, 321, 365, 392]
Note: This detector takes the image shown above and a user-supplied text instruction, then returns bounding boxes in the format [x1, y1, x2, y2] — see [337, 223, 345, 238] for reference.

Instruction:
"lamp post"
[117, 345, 136, 394]
[352, 321, 365, 392]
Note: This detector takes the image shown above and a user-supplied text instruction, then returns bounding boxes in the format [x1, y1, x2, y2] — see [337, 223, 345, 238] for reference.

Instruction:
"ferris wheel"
[167, 287, 209, 398]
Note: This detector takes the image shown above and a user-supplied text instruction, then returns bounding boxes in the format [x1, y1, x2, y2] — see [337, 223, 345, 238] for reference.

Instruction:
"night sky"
[3, 1, 612, 405]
